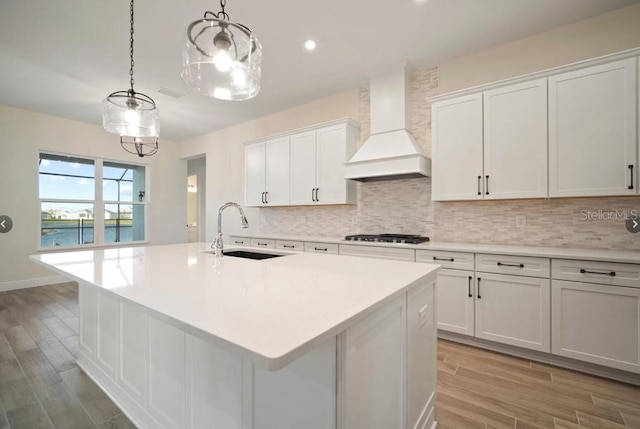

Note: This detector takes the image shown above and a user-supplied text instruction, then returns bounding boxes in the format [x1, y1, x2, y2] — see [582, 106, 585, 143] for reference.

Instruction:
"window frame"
[38, 151, 150, 251]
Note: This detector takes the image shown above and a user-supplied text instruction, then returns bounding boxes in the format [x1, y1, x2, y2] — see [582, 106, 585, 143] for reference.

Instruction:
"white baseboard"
[0, 275, 68, 292]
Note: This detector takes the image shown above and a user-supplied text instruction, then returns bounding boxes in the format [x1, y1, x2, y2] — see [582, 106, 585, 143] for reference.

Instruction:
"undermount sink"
[218, 250, 286, 260]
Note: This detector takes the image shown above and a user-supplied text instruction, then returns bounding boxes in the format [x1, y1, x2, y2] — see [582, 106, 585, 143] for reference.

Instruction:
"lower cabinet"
[435, 269, 475, 336]
[475, 273, 550, 352]
[552, 280, 640, 373]
[339, 244, 415, 262]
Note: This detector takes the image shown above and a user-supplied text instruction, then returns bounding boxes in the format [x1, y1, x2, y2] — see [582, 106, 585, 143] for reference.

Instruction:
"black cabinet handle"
[264, 191, 268, 204]
[629, 165, 634, 190]
[234, 241, 244, 244]
[257, 242, 268, 246]
[314, 247, 328, 252]
[261, 192, 265, 204]
[485, 175, 490, 195]
[315, 188, 319, 202]
[477, 176, 482, 195]
[497, 262, 524, 268]
[468, 276, 472, 298]
[283, 245, 295, 249]
[311, 188, 316, 202]
[477, 277, 482, 299]
[432, 256, 454, 262]
[580, 269, 616, 277]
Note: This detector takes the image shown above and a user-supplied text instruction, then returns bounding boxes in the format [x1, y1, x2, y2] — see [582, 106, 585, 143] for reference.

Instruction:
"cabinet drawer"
[416, 250, 474, 270]
[250, 238, 275, 249]
[304, 242, 339, 254]
[228, 236, 249, 246]
[476, 253, 550, 278]
[552, 259, 640, 288]
[276, 240, 304, 252]
[339, 245, 415, 262]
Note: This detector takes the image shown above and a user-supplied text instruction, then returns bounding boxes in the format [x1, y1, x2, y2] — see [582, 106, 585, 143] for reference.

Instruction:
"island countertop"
[31, 242, 439, 370]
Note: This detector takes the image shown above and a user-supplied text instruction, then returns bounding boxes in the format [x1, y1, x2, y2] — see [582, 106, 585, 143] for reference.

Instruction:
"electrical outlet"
[418, 305, 429, 327]
[515, 215, 526, 228]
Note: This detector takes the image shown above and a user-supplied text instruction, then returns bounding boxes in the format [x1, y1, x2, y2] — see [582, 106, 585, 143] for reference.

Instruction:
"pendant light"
[181, 0, 262, 101]
[102, 0, 159, 157]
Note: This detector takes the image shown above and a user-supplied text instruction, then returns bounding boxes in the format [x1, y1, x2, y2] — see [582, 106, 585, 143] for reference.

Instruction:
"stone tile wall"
[258, 66, 640, 250]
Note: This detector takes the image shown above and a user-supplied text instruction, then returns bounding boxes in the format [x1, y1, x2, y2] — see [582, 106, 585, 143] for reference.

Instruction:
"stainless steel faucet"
[212, 202, 249, 257]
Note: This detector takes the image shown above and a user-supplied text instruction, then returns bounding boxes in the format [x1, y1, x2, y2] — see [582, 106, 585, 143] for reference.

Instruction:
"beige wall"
[0, 105, 187, 286]
[438, 2, 640, 93]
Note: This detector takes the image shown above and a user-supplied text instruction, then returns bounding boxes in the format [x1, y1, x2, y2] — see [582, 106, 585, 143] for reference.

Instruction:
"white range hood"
[344, 66, 431, 182]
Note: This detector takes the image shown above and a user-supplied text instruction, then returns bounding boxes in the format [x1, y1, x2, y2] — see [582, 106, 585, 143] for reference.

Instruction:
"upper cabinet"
[246, 119, 359, 207]
[548, 58, 637, 197]
[244, 136, 291, 206]
[432, 94, 483, 201]
[432, 79, 547, 201]
[431, 51, 639, 202]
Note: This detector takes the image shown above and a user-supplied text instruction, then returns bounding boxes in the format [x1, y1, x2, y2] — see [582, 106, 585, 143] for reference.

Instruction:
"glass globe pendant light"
[102, 0, 159, 157]
[181, 0, 262, 101]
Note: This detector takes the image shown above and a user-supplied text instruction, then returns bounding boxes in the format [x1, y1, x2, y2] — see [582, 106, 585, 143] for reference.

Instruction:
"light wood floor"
[436, 339, 640, 429]
[2, 283, 640, 429]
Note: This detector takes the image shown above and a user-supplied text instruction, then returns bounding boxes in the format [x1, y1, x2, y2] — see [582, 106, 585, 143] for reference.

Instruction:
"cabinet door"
[245, 142, 266, 207]
[549, 58, 637, 197]
[484, 79, 548, 199]
[475, 273, 550, 352]
[432, 93, 483, 201]
[552, 280, 640, 373]
[316, 123, 348, 204]
[290, 130, 317, 205]
[265, 136, 290, 206]
[436, 270, 474, 336]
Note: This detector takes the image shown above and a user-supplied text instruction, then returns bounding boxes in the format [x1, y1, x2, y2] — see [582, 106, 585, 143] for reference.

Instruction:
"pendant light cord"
[129, 0, 135, 94]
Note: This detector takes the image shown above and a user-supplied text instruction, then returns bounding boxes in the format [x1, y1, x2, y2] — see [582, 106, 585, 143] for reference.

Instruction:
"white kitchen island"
[31, 243, 439, 429]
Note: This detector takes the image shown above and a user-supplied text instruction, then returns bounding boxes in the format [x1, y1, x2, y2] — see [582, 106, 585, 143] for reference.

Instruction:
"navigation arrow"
[635, 220, 639, 229]
[626, 218, 640, 233]
[0, 215, 11, 233]
[0, 220, 4, 229]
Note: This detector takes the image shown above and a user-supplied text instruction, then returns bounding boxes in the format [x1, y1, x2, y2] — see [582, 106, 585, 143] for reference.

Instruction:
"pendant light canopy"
[181, 0, 262, 101]
[102, 0, 159, 157]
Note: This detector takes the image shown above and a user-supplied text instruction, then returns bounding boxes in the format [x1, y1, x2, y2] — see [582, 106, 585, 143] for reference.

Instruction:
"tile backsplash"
[258, 66, 640, 250]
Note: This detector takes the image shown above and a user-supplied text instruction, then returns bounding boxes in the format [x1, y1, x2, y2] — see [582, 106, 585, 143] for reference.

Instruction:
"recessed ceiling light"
[304, 40, 317, 51]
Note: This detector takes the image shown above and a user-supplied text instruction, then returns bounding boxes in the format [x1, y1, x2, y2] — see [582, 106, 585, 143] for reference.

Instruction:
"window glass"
[103, 162, 145, 202]
[104, 204, 145, 243]
[39, 154, 95, 200]
[41, 202, 94, 247]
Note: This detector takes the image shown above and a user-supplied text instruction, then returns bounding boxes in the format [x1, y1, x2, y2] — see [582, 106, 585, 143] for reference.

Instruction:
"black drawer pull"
[433, 256, 454, 262]
[261, 192, 265, 204]
[485, 175, 490, 195]
[311, 188, 316, 202]
[264, 191, 269, 204]
[283, 245, 295, 249]
[580, 269, 616, 277]
[468, 276, 472, 298]
[234, 241, 245, 244]
[314, 247, 328, 252]
[497, 262, 524, 268]
[257, 243, 268, 246]
[477, 277, 482, 299]
[477, 176, 482, 195]
[629, 165, 634, 190]
[315, 188, 319, 202]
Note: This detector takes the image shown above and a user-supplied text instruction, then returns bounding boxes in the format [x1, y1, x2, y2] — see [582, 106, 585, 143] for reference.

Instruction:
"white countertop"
[231, 234, 640, 264]
[31, 243, 439, 370]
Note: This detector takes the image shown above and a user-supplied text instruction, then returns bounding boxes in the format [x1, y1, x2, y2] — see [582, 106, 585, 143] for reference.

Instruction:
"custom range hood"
[345, 65, 431, 182]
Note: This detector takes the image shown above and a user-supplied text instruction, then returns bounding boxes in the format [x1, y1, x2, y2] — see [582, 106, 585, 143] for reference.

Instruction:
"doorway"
[187, 156, 206, 243]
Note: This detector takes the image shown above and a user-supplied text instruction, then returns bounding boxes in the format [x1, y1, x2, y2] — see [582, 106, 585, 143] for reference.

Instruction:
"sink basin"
[221, 250, 286, 260]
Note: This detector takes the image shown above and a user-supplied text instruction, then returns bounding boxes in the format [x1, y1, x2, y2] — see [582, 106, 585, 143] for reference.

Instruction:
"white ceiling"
[1, 0, 638, 142]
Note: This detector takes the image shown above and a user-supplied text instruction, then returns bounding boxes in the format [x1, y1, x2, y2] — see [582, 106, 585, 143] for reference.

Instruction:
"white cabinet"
[549, 58, 637, 197]
[475, 273, 550, 352]
[432, 93, 484, 201]
[244, 136, 291, 207]
[483, 79, 548, 199]
[551, 258, 640, 374]
[290, 121, 358, 205]
[435, 269, 475, 336]
[339, 244, 415, 262]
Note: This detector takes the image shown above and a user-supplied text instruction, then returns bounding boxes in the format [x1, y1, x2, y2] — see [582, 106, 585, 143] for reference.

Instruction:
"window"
[39, 153, 148, 249]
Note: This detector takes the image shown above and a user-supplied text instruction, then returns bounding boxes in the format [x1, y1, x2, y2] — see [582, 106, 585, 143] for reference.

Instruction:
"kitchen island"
[31, 242, 439, 429]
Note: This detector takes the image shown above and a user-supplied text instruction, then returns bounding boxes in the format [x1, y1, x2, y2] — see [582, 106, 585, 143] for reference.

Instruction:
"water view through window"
[39, 154, 145, 248]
